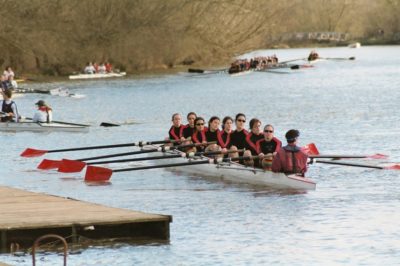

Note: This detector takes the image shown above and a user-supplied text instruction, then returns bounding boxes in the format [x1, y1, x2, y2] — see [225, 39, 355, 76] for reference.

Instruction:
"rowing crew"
[228, 55, 279, 74]
[167, 113, 308, 176]
[1, 89, 53, 123]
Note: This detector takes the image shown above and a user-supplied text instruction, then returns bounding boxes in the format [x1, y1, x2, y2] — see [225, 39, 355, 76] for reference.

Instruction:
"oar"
[310, 154, 388, 159]
[315, 160, 400, 170]
[38, 141, 215, 170]
[319, 57, 355, 61]
[300, 143, 387, 160]
[84, 155, 259, 182]
[279, 58, 306, 64]
[21, 139, 180, 157]
[58, 148, 243, 173]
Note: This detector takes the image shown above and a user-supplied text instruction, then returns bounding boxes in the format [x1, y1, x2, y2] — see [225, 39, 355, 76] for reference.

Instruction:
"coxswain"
[0, 89, 19, 122]
[271, 129, 308, 176]
[243, 118, 264, 167]
[182, 112, 197, 140]
[168, 113, 185, 145]
[256, 124, 282, 170]
[32, 100, 53, 123]
[229, 113, 248, 159]
[192, 117, 208, 152]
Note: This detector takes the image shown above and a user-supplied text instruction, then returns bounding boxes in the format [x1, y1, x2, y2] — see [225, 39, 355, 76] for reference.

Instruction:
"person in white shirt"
[32, 100, 52, 123]
[83, 62, 96, 74]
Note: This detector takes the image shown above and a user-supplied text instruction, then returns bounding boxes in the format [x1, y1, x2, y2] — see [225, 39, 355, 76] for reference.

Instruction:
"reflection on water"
[1, 46, 400, 265]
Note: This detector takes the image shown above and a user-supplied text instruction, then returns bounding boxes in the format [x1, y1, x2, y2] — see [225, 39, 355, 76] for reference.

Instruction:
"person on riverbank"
[32, 100, 53, 123]
[0, 89, 19, 122]
[256, 124, 282, 170]
[1, 66, 15, 89]
[271, 129, 308, 176]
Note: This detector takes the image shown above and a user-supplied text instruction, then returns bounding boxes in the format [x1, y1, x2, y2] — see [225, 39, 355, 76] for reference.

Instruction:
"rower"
[32, 100, 53, 123]
[271, 129, 308, 176]
[256, 124, 282, 170]
[229, 113, 248, 159]
[191, 117, 208, 152]
[182, 112, 197, 140]
[217, 116, 233, 151]
[168, 113, 185, 145]
[0, 89, 19, 122]
[243, 118, 264, 167]
[204, 116, 221, 154]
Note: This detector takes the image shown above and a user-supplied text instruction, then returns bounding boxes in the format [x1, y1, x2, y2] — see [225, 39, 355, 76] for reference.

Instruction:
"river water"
[1, 46, 399, 265]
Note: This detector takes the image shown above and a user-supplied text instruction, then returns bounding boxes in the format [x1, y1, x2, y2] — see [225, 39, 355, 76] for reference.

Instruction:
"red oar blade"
[37, 159, 61, 170]
[84, 166, 113, 182]
[20, 148, 48, 157]
[368, 153, 388, 160]
[385, 164, 400, 170]
[302, 143, 320, 155]
[58, 159, 87, 173]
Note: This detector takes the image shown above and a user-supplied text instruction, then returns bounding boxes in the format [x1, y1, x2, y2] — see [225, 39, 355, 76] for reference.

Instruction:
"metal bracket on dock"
[32, 234, 68, 266]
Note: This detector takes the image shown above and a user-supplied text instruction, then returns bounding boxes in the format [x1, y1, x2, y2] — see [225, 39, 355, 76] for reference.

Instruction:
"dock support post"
[71, 225, 78, 243]
[0, 231, 6, 253]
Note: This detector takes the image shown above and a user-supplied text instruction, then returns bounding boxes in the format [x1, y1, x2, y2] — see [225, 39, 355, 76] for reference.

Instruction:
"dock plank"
[0, 186, 172, 252]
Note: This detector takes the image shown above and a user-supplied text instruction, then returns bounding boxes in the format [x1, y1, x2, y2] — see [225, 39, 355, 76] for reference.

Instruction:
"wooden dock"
[0, 186, 172, 253]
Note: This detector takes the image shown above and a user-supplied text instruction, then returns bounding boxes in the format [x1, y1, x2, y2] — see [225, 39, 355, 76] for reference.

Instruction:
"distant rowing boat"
[12, 88, 85, 98]
[0, 121, 90, 133]
[69, 72, 127, 80]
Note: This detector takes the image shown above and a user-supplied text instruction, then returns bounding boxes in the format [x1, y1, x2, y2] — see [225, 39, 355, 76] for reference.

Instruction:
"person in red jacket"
[271, 129, 308, 176]
[168, 113, 185, 144]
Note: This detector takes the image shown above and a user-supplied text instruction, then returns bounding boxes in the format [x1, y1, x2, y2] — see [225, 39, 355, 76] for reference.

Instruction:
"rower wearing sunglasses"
[229, 113, 248, 159]
[256, 124, 282, 170]
[192, 117, 208, 152]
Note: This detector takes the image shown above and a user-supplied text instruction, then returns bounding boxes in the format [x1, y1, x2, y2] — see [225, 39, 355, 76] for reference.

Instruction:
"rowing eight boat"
[149, 148, 316, 190]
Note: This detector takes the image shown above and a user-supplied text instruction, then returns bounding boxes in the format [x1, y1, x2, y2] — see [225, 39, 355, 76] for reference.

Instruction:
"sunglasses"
[264, 130, 274, 133]
[196, 123, 204, 126]
[237, 119, 246, 122]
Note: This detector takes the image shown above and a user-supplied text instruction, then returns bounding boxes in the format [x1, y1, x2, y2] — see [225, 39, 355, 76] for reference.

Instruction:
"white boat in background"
[148, 149, 316, 190]
[348, 42, 361, 48]
[69, 72, 126, 80]
[0, 121, 90, 133]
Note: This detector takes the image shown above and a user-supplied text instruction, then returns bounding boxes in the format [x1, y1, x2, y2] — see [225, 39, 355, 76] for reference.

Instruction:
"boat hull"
[0, 121, 89, 133]
[148, 150, 316, 190]
[69, 72, 126, 80]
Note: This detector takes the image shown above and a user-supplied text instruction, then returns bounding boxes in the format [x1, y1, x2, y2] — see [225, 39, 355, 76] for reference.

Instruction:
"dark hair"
[208, 116, 220, 128]
[285, 129, 300, 143]
[235, 113, 246, 121]
[171, 113, 180, 121]
[187, 112, 197, 119]
[3, 88, 12, 98]
[194, 117, 205, 126]
[249, 118, 261, 130]
[222, 116, 233, 130]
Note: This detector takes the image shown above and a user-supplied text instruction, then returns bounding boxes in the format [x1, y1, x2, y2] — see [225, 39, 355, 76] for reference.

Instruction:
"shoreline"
[15, 43, 398, 84]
